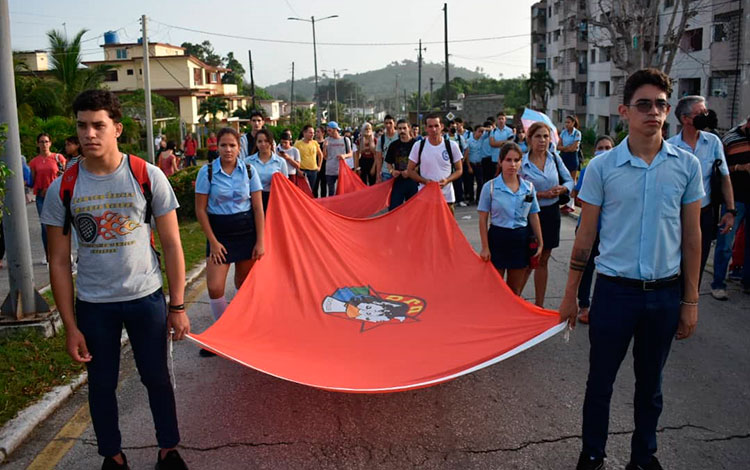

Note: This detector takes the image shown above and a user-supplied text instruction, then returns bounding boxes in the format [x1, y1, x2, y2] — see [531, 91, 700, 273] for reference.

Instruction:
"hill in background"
[265, 59, 485, 102]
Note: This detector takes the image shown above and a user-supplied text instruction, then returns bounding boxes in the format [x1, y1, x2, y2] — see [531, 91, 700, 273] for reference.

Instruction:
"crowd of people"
[21, 63, 749, 470]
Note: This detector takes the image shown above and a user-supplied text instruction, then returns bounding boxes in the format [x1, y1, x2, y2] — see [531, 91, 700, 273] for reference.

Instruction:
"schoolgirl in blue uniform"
[245, 128, 289, 213]
[195, 127, 265, 356]
[478, 142, 544, 295]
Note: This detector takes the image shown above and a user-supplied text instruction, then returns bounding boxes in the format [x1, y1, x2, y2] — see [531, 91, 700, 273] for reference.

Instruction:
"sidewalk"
[0, 201, 52, 301]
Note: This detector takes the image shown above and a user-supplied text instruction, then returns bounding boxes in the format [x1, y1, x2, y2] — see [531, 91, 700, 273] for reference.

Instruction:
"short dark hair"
[496, 111, 506, 118]
[37, 132, 51, 143]
[396, 118, 408, 126]
[594, 135, 615, 148]
[623, 68, 672, 105]
[424, 112, 442, 123]
[302, 124, 314, 133]
[250, 110, 264, 119]
[482, 120, 493, 128]
[453, 117, 463, 124]
[280, 129, 293, 141]
[166, 140, 177, 151]
[486, 116, 496, 124]
[72, 90, 123, 122]
[217, 127, 241, 146]
[255, 128, 274, 144]
[384, 114, 395, 122]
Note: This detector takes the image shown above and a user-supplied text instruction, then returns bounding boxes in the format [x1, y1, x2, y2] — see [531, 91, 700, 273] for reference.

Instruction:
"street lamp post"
[288, 15, 338, 127]
[322, 68, 348, 123]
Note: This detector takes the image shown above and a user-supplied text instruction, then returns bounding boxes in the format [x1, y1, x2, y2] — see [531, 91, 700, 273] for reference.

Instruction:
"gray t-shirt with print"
[42, 155, 179, 303]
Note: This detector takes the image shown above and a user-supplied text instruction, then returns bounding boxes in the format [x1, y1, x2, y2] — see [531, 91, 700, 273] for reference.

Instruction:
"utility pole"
[141, 15, 154, 163]
[416, 39, 426, 126]
[394, 74, 400, 117]
[333, 73, 339, 122]
[290, 61, 295, 124]
[443, 3, 450, 113]
[403, 89, 408, 115]
[430, 77, 434, 110]
[248, 50, 256, 109]
[0, 0, 49, 319]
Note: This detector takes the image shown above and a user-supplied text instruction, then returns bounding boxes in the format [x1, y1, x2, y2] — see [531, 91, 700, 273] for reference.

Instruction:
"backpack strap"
[59, 162, 80, 236]
[126, 154, 153, 223]
[445, 138, 455, 171]
[344, 137, 350, 155]
[417, 138, 427, 166]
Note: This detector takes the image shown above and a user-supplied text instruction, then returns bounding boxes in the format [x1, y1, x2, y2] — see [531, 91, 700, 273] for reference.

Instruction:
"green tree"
[526, 70, 555, 111]
[118, 90, 178, 120]
[46, 29, 114, 114]
[198, 97, 229, 130]
[181, 40, 222, 66]
[222, 52, 245, 85]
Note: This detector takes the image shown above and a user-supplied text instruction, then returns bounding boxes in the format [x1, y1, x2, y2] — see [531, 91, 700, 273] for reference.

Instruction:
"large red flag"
[188, 174, 564, 392]
[335, 160, 368, 195]
[316, 162, 394, 217]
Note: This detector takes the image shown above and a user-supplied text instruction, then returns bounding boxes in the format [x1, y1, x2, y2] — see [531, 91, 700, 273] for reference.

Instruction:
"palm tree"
[526, 70, 555, 111]
[198, 97, 229, 130]
[47, 29, 114, 113]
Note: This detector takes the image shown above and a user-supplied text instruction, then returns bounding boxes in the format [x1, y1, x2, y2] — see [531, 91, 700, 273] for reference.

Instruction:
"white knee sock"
[209, 296, 228, 321]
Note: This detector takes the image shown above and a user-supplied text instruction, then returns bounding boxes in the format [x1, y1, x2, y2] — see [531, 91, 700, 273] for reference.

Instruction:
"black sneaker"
[576, 452, 605, 470]
[625, 456, 663, 470]
[198, 348, 216, 358]
[102, 452, 130, 470]
[155, 449, 188, 470]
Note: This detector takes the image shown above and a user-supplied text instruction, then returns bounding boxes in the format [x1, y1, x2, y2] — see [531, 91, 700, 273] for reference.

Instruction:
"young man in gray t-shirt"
[42, 90, 190, 470]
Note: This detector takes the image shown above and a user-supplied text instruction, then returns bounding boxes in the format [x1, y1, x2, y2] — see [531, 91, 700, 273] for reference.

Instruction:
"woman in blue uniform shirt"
[245, 128, 289, 213]
[478, 142, 544, 295]
[195, 127, 265, 356]
[520, 121, 574, 307]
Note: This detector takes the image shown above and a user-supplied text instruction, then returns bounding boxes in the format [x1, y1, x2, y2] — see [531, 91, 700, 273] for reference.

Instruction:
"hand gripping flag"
[188, 174, 565, 392]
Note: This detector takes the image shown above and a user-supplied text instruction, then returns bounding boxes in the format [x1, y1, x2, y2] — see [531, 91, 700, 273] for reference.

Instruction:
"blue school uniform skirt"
[488, 225, 530, 270]
[206, 210, 256, 263]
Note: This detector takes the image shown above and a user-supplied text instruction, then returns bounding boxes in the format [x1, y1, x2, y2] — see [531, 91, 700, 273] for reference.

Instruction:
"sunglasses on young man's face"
[627, 99, 669, 113]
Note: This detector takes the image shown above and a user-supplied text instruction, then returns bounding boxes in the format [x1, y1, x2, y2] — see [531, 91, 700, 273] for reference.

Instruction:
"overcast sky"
[9, 0, 535, 87]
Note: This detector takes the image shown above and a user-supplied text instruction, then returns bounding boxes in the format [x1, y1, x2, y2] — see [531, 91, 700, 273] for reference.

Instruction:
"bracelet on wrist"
[169, 303, 185, 310]
[680, 300, 699, 306]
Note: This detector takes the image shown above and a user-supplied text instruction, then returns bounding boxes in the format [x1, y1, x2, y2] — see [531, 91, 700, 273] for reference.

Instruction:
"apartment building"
[531, 0, 750, 136]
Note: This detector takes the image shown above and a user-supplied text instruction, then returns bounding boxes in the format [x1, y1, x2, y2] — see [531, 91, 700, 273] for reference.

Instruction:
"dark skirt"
[262, 191, 271, 213]
[488, 225, 530, 270]
[560, 151, 579, 172]
[538, 203, 561, 249]
[206, 211, 256, 263]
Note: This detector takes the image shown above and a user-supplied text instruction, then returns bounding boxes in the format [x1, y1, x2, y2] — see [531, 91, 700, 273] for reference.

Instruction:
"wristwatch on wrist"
[727, 208, 738, 217]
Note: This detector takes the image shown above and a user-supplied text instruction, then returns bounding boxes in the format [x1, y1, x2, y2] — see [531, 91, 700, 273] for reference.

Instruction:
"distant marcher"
[64, 136, 83, 170]
[206, 132, 218, 163]
[478, 142, 543, 294]
[195, 127, 264, 357]
[385, 119, 417, 210]
[376, 115, 399, 183]
[323, 122, 353, 195]
[276, 130, 302, 184]
[314, 126, 328, 197]
[182, 133, 197, 167]
[158, 141, 180, 178]
[557, 115, 582, 214]
[483, 112, 514, 184]
[355, 122, 377, 185]
[406, 113, 463, 211]
[464, 124, 486, 204]
[239, 111, 266, 159]
[30, 132, 66, 263]
[294, 124, 323, 194]
[246, 129, 289, 212]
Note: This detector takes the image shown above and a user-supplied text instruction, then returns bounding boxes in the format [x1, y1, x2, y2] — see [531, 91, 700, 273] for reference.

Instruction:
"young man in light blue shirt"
[666, 95, 736, 290]
[483, 111, 514, 183]
[559, 69, 703, 470]
[464, 125, 486, 204]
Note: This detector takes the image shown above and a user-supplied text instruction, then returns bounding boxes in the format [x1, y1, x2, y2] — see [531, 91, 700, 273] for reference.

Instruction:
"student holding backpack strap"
[196, 127, 265, 353]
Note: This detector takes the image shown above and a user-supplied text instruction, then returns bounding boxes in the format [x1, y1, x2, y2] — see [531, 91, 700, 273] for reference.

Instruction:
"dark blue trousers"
[577, 234, 600, 309]
[582, 276, 680, 466]
[388, 177, 418, 211]
[76, 289, 180, 457]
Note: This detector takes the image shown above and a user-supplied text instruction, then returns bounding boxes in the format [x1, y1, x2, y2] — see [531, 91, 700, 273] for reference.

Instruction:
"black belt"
[598, 273, 680, 291]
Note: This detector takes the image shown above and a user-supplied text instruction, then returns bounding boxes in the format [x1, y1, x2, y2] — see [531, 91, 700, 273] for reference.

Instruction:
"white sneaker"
[458, 201, 468, 207]
[711, 288, 729, 301]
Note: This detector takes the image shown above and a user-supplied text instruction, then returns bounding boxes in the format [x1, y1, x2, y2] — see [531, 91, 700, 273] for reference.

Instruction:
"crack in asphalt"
[702, 433, 750, 442]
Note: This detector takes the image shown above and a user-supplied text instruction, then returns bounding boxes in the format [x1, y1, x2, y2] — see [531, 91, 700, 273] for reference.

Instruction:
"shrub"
[581, 126, 597, 146]
[196, 148, 208, 161]
[168, 165, 201, 221]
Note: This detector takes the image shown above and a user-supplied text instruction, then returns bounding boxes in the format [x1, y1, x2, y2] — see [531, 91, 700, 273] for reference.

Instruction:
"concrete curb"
[0, 260, 207, 464]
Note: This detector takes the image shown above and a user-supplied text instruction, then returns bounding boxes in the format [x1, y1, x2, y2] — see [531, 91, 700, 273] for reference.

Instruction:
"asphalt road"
[4, 205, 749, 470]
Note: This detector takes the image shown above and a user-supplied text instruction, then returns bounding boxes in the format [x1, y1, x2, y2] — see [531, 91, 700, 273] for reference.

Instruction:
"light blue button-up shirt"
[466, 135, 484, 164]
[195, 158, 263, 215]
[245, 153, 289, 192]
[520, 151, 574, 207]
[560, 128, 581, 147]
[481, 126, 514, 163]
[666, 130, 729, 207]
[478, 176, 540, 228]
[578, 137, 704, 280]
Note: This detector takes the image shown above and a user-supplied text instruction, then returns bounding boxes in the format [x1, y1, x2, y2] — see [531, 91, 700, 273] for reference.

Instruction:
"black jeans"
[389, 177, 418, 210]
[699, 205, 717, 284]
[76, 290, 180, 457]
[359, 157, 376, 185]
[481, 157, 496, 184]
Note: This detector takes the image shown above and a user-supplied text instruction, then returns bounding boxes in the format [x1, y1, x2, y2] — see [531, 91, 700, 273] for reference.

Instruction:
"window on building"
[554, 29, 561, 41]
[589, 81, 595, 96]
[194, 68, 203, 85]
[126, 69, 134, 76]
[712, 23, 728, 42]
[115, 49, 127, 59]
[139, 68, 142, 75]
[709, 75, 731, 97]
[548, 6, 552, 18]
[590, 49, 596, 64]
[598, 81, 610, 97]
[680, 28, 703, 52]
[664, 0, 674, 8]
[548, 32, 552, 44]
[210, 72, 218, 83]
[104, 70, 118, 82]
[600, 47, 611, 62]
[678, 77, 701, 97]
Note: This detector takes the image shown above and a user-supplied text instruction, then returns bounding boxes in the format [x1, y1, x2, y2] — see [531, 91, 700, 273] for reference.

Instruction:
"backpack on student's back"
[416, 137, 455, 173]
[60, 155, 154, 244]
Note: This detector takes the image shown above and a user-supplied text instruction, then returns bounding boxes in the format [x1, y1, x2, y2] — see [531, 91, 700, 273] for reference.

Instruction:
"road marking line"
[26, 404, 90, 470]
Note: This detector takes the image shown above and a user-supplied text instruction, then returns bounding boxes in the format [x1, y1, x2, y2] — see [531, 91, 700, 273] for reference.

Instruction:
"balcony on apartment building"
[709, 13, 741, 71]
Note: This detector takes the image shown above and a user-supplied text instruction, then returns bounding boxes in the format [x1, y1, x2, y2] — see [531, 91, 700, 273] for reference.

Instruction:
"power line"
[151, 20, 530, 47]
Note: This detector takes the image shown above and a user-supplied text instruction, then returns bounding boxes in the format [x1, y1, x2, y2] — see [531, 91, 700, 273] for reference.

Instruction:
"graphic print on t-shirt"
[72, 191, 142, 253]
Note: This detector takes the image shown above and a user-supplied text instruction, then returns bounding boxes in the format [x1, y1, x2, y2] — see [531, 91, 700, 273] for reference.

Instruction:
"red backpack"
[60, 155, 154, 238]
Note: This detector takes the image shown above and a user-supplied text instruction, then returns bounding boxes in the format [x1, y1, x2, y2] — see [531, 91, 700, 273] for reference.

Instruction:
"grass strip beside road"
[0, 220, 206, 428]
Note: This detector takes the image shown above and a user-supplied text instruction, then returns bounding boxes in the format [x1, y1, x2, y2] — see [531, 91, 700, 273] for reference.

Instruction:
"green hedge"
[168, 165, 201, 221]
